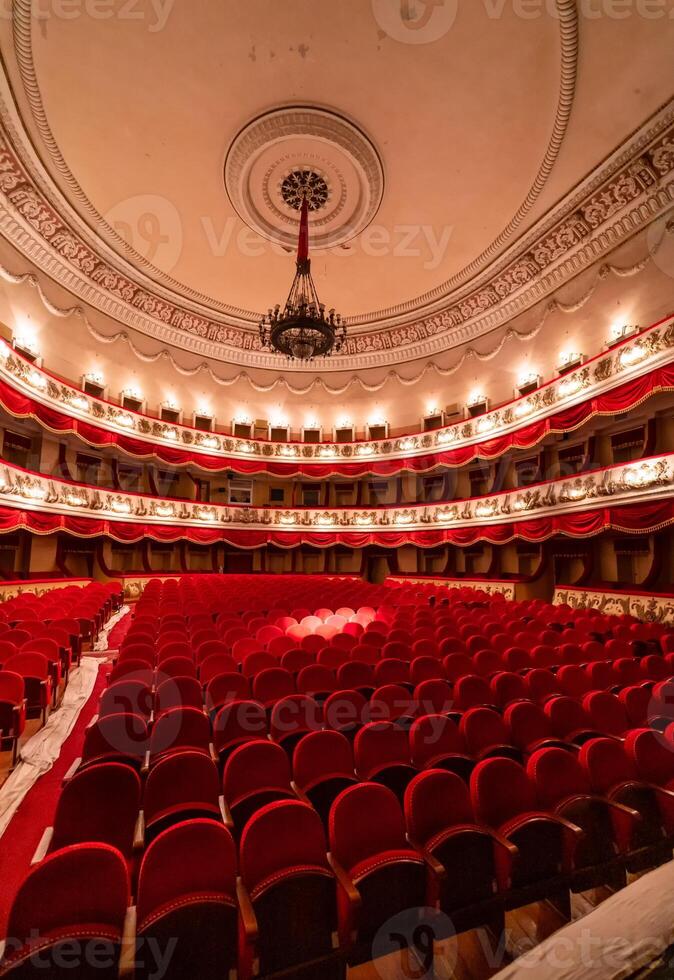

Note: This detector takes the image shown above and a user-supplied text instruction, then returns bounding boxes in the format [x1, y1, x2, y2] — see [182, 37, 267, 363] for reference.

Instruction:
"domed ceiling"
[0, 0, 672, 371]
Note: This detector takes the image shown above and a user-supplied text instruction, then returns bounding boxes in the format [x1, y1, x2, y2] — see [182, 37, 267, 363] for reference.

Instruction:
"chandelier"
[259, 177, 346, 361]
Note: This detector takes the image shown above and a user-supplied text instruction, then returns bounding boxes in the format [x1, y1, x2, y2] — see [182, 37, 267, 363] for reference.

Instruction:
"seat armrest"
[31, 827, 53, 865]
[647, 783, 674, 801]
[133, 811, 145, 851]
[119, 905, 137, 978]
[484, 827, 519, 859]
[290, 781, 312, 806]
[209, 742, 218, 765]
[237, 878, 259, 944]
[141, 750, 151, 775]
[62, 758, 81, 784]
[590, 795, 641, 822]
[551, 814, 584, 839]
[407, 833, 446, 881]
[219, 795, 235, 831]
[327, 853, 362, 911]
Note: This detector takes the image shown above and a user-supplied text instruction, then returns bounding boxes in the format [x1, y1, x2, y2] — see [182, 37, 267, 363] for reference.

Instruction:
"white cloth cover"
[492, 860, 674, 980]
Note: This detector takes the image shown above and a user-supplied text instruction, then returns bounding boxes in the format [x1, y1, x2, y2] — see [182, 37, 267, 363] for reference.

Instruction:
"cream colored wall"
[29, 535, 58, 575]
[1, 226, 672, 436]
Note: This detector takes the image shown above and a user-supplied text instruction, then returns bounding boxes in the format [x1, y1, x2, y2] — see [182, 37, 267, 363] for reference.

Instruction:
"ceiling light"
[260, 188, 346, 361]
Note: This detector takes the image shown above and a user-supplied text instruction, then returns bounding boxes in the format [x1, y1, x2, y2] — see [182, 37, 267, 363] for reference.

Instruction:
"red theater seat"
[223, 740, 295, 837]
[241, 800, 348, 977]
[470, 757, 580, 903]
[405, 768, 507, 931]
[143, 750, 223, 843]
[0, 844, 129, 979]
[329, 783, 429, 958]
[135, 820, 238, 980]
[293, 730, 357, 828]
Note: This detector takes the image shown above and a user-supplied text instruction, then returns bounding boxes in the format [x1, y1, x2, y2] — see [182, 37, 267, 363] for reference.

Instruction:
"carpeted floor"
[0, 609, 132, 938]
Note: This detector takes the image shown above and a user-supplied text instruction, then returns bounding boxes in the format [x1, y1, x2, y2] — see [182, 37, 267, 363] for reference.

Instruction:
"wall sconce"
[558, 351, 584, 374]
[516, 371, 540, 396]
[12, 331, 40, 364]
[608, 323, 638, 347]
[82, 371, 106, 398]
[467, 391, 489, 418]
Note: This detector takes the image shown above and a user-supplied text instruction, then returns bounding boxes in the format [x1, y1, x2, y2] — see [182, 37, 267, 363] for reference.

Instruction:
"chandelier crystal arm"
[259, 183, 346, 361]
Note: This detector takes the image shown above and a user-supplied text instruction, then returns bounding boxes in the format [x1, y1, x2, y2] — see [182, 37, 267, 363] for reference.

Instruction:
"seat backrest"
[583, 691, 628, 737]
[143, 750, 221, 825]
[205, 672, 250, 713]
[157, 656, 197, 681]
[329, 783, 406, 872]
[99, 680, 153, 719]
[51, 763, 141, 854]
[240, 800, 329, 893]
[293, 730, 354, 789]
[624, 728, 674, 785]
[223, 740, 292, 802]
[405, 768, 473, 844]
[504, 700, 551, 750]
[4, 652, 50, 680]
[149, 706, 211, 758]
[491, 671, 527, 707]
[409, 713, 463, 768]
[83, 712, 149, 763]
[527, 747, 590, 809]
[6, 843, 128, 953]
[0, 669, 24, 704]
[471, 757, 536, 826]
[213, 699, 268, 754]
[544, 695, 589, 737]
[241, 651, 277, 678]
[354, 721, 410, 776]
[136, 819, 237, 928]
[252, 667, 296, 705]
[296, 664, 337, 696]
[270, 695, 321, 742]
[442, 653, 473, 682]
[156, 676, 204, 715]
[454, 674, 491, 710]
[525, 668, 560, 703]
[461, 707, 509, 756]
[336, 660, 373, 690]
[414, 679, 453, 715]
[557, 665, 591, 699]
[323, 689, 367, 733]
[580, 737, 638, 794]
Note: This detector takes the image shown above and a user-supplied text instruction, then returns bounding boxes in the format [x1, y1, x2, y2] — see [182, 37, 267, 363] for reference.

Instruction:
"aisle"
[0, 608, 133, 937]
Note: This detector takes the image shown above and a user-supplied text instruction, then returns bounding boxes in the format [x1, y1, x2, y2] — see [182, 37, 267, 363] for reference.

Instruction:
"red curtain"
[0, 499, 670, 548]
[1, 363, 673, 476]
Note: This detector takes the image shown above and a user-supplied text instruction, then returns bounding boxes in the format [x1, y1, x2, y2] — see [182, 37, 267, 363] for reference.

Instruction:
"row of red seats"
[0, 585, 122, 764]
[9, 724, 674, 977]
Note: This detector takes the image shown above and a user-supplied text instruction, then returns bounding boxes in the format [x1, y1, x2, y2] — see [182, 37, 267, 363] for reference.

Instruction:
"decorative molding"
[0, 455, 672, 534]
[224, 107, 384, 250]
[0, 13, 672, 368]
[385, 576, 516, 600]
[11, 0, 574, 325]
[0, 227, 671, 397]
[1, 317, 672, 467]
[0, 577, 92, 602]
[553, 586, 674, 624]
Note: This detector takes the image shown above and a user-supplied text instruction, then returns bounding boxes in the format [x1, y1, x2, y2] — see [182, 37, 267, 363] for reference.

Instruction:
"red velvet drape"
[1, 363, 672, 476]
[0, 499, 670, 548]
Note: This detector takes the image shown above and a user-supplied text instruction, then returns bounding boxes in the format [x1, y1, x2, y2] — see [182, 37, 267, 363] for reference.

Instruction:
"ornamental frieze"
[1, 319, 673, 469]
[0, 455, 671, 534]
[554, 587, 674, 625]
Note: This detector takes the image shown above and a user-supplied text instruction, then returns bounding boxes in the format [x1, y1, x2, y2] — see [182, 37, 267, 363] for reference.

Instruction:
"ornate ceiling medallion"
[224, 106, 384, 250]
